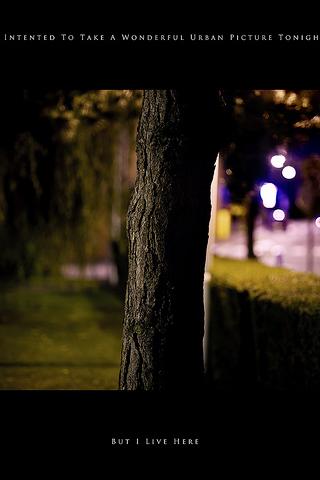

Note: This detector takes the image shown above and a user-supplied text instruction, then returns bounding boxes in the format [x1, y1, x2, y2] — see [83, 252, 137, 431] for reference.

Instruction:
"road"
[210, 219, 320, 275]
[61, 219, 320, 281]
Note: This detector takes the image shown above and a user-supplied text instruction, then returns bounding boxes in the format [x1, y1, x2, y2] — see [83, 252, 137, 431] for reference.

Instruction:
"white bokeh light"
[282, 165, 296, 179]
[273, 209, 285, 221]
[271, 154, 286, 168]
[315, 217, 320, 229]
[260, 183, 278, 208]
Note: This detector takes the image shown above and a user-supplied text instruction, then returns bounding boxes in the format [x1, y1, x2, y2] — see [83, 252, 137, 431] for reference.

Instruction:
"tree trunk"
[306, 218, 314, 273]
[245, 190, 259, 259]
[119, 90, 222, 390]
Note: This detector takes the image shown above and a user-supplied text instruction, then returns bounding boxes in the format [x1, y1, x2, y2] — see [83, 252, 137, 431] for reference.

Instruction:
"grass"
[0, 278, 123, 389]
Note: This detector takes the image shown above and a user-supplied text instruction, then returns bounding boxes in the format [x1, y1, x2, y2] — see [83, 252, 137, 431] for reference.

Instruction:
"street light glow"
[315, 217, 320, 229]
[260, 183, 278, 208]
[273, 209, 285, 221]
[270, 154, 286, 168]
[282, 165, 296, 179]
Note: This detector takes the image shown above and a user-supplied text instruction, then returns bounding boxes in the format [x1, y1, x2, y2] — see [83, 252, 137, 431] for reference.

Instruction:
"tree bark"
[119, 90, 223, 390]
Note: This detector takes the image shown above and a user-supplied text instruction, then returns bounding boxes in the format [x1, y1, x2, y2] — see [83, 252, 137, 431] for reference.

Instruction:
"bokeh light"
[271, 154, 286, 168]
[282, 165, 296, 179]
[273, 209, 285, 221]
[315, 217, 320, 229]
[260, 183, 278, 208]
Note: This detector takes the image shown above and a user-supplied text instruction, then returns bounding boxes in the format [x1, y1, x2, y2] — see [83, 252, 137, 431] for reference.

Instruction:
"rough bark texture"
[119, 90, 223, 390]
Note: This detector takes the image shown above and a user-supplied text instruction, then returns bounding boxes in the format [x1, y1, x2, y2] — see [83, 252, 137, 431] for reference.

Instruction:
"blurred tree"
[223, 89, 320, 258]
[297, 154, 320, 272]
[297, 155, 320, 218]
[0, 89, 142, 279]
[119, 89, 225, 390]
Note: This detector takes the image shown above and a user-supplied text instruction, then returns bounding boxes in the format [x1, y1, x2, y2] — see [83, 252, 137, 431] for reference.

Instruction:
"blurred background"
[0, 90, 142, 389]
[206, 90, 320, 390]
[209, 90, 320, 274]
[1, 89, 320, 389]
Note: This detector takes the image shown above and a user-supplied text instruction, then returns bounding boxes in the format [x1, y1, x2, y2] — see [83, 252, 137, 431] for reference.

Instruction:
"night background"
[1, 89, 320, 390]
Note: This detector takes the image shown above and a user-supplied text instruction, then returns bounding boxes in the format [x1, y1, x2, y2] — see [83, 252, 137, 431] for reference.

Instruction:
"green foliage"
[207, 257, 320, 389]
[209, 256, 320, 316]
[0, 90, 142, 278]
[223, 90, 320, 203]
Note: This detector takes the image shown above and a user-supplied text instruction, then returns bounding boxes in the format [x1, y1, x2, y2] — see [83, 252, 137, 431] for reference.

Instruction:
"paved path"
[211, 219, 320, 275]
